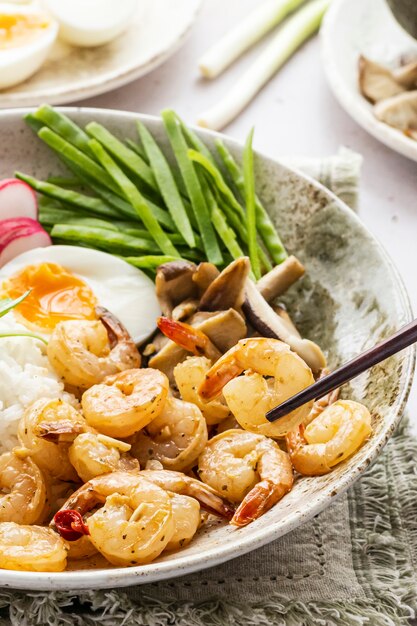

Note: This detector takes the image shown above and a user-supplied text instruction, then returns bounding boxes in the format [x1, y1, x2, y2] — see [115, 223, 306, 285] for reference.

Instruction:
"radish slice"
[0, 178, 38, 221]
[0, 218, 50, 267]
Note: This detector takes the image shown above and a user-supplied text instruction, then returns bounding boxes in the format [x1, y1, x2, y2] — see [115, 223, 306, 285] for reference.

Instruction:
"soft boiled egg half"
[43, 0, 138, 48]
[0, 3, 58, 89]
[0, 246, 160, 343]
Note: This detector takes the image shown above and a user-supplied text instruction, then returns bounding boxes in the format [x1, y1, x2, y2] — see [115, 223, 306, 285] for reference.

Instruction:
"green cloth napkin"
[6, 149, 415, 626]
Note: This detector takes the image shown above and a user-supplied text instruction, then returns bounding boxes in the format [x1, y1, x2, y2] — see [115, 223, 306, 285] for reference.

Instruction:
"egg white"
[0, 245, 161, 344]
[43, 0, 138, 47]
[0, 3, 58, 89]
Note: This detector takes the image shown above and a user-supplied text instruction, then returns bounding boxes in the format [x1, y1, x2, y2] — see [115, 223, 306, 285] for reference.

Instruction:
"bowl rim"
[0, 106, 414, 590]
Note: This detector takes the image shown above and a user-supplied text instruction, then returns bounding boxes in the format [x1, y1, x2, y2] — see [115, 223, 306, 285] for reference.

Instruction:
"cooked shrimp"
[0, 523, 67, 572]
[157, 316, 221, 361]
[198, 430, 293, 527]
[47, 307, 141, 391]
[56, 472, 174, 567]
[174, 356, 232, 425]
[69, 433, 139, 482]
[0, 451, 46, 524]
[305, 368, 340, 426]
[18, 398, 88, 482]
[140, 469, 234, 520]
[165, 493, 200, 552]
[199, 338, 314, 438]
[82, 368, 169, 438]
[130, 396, 208, 472]
[286, 400, 373, 476]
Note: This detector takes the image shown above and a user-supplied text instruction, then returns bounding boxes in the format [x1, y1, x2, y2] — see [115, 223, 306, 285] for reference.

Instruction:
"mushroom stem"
[256, 255, 305, 302]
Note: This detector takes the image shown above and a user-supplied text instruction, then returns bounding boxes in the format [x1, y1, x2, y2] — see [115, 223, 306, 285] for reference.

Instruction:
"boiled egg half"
[0, 3, 58, 89]
[43, 0, 138, 48]
[0, 245, 160, 343]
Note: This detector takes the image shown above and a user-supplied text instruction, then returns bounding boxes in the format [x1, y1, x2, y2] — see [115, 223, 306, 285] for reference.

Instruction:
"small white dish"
[321, 0, 417, 162]
[0, 0, 201, 107]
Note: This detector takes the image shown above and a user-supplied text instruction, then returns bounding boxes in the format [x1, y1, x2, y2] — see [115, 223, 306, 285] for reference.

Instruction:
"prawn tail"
[187, 484, 235, 521]
[231, 480, 284, 528]
[97, 306, 131, 345]
[157, 317, 209, 356]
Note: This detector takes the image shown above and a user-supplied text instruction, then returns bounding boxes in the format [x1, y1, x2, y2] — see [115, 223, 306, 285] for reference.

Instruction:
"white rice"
[0, 313, 75, 453]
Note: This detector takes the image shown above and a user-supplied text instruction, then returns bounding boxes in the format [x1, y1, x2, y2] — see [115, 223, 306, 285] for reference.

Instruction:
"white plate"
[321, 0, 417, 162]
[0, 0, 201, 108]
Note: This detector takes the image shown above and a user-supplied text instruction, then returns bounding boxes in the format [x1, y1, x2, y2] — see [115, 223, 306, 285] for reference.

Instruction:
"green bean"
[40, 207, 97, 226]
[161, 110, 222, 265]
[15, 172, 118, 219]
[137, 121, 195, 247]
[48, 214, 120, 231]
[206, 191, 244, 260]
[175, 114, 214, 162]
[37, 127, 122, 197]
[216, 138, 287, 264]
[32, 105, 94, 157]
[46, 176, 81, 188]
[243, 129, 261, 280]
[86, 122, 156, 191]
[67, 164, 177, 231]
[51, 224, 158, 254]
[123, 255, 181, 269]
[89, 139, 179, 257]
[24, 113, 44, 133]
[125, 139, 148, 162]
[187, 149, 245, 220]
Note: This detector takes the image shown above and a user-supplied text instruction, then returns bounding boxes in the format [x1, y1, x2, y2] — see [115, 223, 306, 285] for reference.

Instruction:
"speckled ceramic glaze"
[0, 108, 413, 590]
[0, 0, 201, 108]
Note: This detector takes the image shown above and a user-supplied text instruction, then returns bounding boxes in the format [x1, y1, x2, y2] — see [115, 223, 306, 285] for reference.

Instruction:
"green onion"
[243, 128, 261, 279]
[0, 332, 48, 345]
[161, 110, 222, 265]
[88, 139, 179, 257]
[0, 290, 31, 318]
[137, 121, 195, 247]
[197, 0, 331, 130]
[198, 0, 306, 79]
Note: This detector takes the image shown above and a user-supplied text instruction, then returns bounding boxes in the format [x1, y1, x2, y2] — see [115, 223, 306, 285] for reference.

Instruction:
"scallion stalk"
[198, 0, 306, 79]
[197, 0, 331, 130]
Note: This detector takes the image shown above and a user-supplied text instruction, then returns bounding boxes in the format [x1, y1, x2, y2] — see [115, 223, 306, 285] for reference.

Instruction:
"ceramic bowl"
[0, 107, 414, 590]
[321, 0, 417, 162]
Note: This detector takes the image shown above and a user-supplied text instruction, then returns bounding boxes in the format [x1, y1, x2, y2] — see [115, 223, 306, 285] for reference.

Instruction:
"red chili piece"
[54, 510, 90, 541]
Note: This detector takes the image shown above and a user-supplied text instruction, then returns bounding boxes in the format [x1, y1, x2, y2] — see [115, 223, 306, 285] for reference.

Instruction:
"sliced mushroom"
[155, 261, 197, 317]
[192, 262, 220, 295]
[172, 298, 199, 321]
[358, 55, 405, 103]
[257, 255, 305, 302]
[199, 257, 250, 311]
[374, 90, 417, 132]
[148, 309, 247, 384]
[242, 280, 325, 374]
[272, 304, 301, 339]
[394, 59, 417, 89]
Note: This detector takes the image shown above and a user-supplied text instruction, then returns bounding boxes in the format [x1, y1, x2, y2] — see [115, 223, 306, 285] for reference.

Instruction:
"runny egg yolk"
[2, 262, 97, 332]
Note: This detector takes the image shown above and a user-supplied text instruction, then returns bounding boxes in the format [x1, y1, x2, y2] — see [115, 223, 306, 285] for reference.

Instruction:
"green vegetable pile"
[17, 105, 287, 279]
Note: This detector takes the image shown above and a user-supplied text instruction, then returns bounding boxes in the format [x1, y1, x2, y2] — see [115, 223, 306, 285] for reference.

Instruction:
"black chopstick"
[266, 317, 417, 423]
